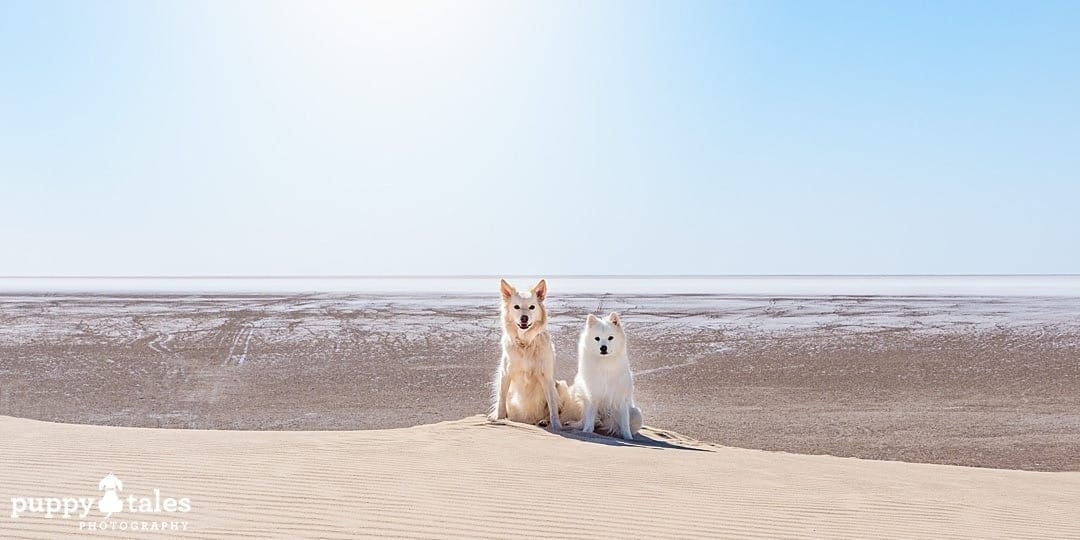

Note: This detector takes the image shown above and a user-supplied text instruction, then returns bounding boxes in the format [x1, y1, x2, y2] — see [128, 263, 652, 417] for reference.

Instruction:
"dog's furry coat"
[491, 279, 562, 429]
[558, 312, 642, 440]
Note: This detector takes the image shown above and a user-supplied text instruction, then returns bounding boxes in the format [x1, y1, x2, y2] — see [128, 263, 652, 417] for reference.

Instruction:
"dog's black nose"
[520, 315, 529, 323]
[600, 345, 608, 354]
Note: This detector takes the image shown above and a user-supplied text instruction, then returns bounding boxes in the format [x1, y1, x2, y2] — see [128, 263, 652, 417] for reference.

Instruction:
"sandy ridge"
[1, 415, 1079, 539]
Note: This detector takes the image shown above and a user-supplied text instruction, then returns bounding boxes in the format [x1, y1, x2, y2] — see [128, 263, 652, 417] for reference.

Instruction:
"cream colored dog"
[558, 312, 642, 440]
[490, 279, 562, 429]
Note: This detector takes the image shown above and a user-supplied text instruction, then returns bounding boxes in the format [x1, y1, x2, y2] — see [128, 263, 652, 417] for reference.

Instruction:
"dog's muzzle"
[518, 316, 530, 329]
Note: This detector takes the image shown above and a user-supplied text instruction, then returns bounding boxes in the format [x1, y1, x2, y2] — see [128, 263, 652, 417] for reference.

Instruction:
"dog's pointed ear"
[586, 313, 599, 327]
[499, 279, 516, 300]
[607, 312, 620, 326]
[531, 279, 547, 302]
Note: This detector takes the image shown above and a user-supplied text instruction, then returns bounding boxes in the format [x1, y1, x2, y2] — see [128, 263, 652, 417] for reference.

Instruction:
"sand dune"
[1, 415, 1078, 539]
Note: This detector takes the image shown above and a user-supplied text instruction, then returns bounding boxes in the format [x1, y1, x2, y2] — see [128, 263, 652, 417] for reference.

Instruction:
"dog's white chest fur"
[503, 333, 554, 376]
[575, 351, 634, 409]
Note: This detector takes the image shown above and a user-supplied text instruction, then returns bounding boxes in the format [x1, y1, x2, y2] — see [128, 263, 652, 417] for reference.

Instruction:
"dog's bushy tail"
[488, 368, 503, 418]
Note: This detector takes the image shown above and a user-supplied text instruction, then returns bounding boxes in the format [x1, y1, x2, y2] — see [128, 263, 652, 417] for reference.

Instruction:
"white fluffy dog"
[490, 279, 562, 429]
[559, 312, 642, 440]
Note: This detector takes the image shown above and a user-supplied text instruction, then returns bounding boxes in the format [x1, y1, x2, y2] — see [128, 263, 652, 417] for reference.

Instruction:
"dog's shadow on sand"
[483, 418, 709, 451]
[552, 428, 711, 451]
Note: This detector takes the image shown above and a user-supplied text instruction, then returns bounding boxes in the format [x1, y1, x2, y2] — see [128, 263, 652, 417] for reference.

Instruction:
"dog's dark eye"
[513, 305, 520, 310]
[608, 336, 614, 340]
[594, 336, 600, 341]
[529, 305, 535, 310]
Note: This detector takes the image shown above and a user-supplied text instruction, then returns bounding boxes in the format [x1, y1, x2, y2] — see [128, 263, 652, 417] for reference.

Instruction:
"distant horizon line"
[2, 274, 1079, 279]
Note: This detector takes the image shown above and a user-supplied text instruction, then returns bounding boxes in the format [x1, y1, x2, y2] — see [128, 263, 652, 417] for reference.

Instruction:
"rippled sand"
[3, 414, 1079, 539]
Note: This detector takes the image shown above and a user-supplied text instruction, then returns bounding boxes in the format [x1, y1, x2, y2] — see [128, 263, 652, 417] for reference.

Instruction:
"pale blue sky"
[1, 1, 1077, 276]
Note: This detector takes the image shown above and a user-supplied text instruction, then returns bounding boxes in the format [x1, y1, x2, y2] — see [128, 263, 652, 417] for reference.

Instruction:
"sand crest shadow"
[553, 427, 712, 451]
[480, 417, 709, 451]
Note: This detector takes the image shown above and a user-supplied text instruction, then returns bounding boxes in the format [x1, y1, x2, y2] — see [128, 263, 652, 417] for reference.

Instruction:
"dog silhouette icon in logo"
[97, 473, 123, 518]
